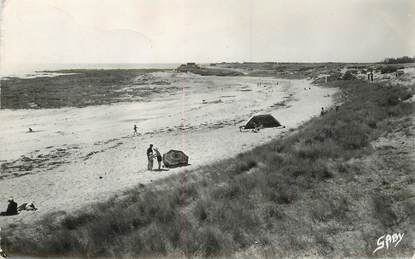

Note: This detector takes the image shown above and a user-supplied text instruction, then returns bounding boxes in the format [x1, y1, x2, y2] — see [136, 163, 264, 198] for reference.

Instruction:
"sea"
[0, 63, 181, 79]
[0, 63, 183, 110]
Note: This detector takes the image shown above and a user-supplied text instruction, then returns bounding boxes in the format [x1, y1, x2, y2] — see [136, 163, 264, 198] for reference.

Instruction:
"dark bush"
[342, 71, 357, 80]
[380, 65, 398, 74]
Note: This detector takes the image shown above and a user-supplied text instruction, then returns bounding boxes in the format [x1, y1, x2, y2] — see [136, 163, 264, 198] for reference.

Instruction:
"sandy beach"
[0, 72, 336, 227]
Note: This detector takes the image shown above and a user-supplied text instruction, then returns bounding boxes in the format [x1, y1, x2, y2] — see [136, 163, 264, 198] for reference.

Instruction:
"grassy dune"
[4, 79, 414, 258]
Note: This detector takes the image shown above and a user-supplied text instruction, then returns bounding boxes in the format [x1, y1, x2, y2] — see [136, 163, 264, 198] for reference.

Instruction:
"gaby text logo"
[373, 233, 404, 254]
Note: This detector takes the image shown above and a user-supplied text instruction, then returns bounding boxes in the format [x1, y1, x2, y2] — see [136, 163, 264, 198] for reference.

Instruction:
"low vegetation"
[380, 65, 402, 74]
[216, 62, 347, 79]
[4, 79, 414, 257]
[0, 69, 173, 109]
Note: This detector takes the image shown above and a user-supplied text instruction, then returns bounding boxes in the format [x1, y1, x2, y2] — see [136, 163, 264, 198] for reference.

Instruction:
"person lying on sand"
[0, 198, 18, 216]
[18, 202, 37, 212]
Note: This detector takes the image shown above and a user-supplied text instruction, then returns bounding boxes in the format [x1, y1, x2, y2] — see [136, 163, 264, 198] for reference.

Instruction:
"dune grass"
[4, 79, 414, 258]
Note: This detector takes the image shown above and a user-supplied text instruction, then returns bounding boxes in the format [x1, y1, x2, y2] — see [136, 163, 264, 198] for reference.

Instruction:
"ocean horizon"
[0, 63, 183, 78]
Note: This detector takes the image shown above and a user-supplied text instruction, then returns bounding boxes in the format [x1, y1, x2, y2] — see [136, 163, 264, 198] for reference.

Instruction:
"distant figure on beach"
[0, 198, 18, 216]
[154, 147, 163, 170]
[367, 72, 370, 81]
[369, 72, 374, 82]
[133, 124, 138, 135]
[320, 107, 325, 116]
[335, 105, 339, 112]
[147, 144, 154, 170]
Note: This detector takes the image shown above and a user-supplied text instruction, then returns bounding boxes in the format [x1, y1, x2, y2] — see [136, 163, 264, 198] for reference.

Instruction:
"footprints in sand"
[0, 113, 271, 180]
[0, 145, 81, 180]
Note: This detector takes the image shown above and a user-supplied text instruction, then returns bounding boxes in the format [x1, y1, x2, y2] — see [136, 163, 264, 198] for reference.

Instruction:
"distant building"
[176, 63, 201, 72]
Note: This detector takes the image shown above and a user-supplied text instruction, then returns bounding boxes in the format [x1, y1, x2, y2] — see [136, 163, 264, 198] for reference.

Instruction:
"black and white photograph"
[0, 0, 414, 258]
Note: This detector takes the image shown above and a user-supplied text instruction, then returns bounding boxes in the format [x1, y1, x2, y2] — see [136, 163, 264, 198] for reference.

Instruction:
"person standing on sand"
[320, 107, 325, 116]
[147, 144, 154, 170]
[154, 148, 163, 170]
[133, 124, 138, 136]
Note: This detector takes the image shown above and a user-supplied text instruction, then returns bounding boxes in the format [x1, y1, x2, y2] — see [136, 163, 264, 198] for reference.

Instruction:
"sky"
[0, 0, 414, 68]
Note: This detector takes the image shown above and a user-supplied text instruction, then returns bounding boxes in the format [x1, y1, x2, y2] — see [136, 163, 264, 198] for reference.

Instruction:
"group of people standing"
[147, 144, 163, 171]
[133, 125, 164, 171]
